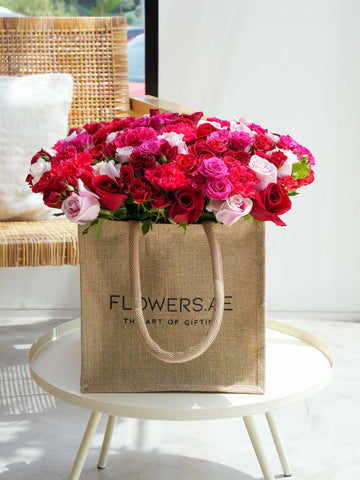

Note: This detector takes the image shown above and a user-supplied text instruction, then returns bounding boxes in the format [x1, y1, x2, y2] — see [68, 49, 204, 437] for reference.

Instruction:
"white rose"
[277, 151, 299, 179]
[28, 158, 51, 185]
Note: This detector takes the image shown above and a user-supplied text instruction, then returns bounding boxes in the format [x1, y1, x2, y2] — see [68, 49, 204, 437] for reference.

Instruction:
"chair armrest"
[130, 95, 203, 117]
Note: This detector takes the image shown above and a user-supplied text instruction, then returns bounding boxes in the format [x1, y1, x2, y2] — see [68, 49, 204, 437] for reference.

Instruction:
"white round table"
[29, 318, 334, 480]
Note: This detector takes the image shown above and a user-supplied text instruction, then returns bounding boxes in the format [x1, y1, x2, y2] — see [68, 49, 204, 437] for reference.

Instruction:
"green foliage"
[1, 0, 77, 16]
[292, 162, 310, 180]
[90, 0, 122, 16]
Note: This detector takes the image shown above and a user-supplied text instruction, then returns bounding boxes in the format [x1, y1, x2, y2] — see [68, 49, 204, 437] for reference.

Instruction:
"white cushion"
[0, 74, 73, 220]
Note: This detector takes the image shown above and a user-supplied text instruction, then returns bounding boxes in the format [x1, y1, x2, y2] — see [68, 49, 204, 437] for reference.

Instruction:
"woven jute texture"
[79, 220, 265, 393]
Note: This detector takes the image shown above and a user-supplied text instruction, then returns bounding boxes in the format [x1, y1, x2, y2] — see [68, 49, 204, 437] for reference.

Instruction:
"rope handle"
[128, 221, 224, 364]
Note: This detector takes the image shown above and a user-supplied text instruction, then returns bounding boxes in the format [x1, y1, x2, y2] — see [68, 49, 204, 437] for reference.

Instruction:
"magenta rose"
[169, 187, 204, 224]
[250, 183, 291, 226]
[198, 156, 228, 178]
[203, 177, 232, 200]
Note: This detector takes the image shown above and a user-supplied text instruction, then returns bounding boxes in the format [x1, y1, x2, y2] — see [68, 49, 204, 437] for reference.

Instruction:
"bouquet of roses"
[27, 109, 315, 235]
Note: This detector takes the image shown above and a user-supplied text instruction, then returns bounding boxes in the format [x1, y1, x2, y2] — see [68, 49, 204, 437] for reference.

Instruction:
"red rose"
[90, 143, 106, 161]
[159, 141, 178, 162]
[128, 179, 152, 203]
[32, 171, 66, 194]
[223, 151, 251, 168]
[43, 190, 63, 208]
[251, 183, 291, 226]
[92, 175, 127, 210]
[269, 151, 287, 169]
[181, 111, 203, 124]
[169, 187, 204, 224]
[30, 148, 52, 165]
[253, 134, 274, 153]
[174, 153, 199, 173]
[191, 140, 227, 157]
[197, 123, 218, 139]
[150, 189, 171, 209]
[119, 164, 135, 186]
[93, 125, 109, 144]
[130, 151, 156, 170]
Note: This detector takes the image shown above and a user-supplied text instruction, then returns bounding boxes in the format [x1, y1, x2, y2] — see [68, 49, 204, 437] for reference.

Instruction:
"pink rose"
[92, 160, 121, 179]
[115, 146, 133, 164]
[62, 188, 100, 224]
[198, 156, 228, 178]
[206, 195, 253, 225]
[230, 130, 253, 150]
[203, 177, 232, 200]
[249, 155, 277, 191]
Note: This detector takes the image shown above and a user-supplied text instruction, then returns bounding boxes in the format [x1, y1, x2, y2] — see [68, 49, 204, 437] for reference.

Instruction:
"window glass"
[0, 0, 145, 95]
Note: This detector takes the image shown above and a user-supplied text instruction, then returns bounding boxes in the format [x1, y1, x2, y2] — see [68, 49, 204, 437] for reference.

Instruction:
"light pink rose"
[207, 195, 253, 225]
[203, 177, 232, 200]
[249, 155, 277, 191]
[277, 150, 299, 179]
[198, 156, 228, 178]
[115, 146, 133, 164]
[62, 181, 100, 224]
[92, 160, 120, 179]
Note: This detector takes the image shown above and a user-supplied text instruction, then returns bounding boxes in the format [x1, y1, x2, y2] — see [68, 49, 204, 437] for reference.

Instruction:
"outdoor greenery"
[2, 0, 143, 23]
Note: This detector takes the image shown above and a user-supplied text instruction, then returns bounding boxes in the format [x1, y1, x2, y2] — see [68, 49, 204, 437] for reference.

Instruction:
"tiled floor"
[0, 316, 359, 479]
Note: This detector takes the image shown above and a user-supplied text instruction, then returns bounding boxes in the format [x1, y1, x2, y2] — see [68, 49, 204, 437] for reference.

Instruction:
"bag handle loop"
[129, 220, 224, 364]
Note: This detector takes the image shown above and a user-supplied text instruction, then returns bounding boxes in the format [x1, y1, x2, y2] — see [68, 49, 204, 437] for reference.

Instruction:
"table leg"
[69, 410, 102, 480]
[243, 415, 276, 480]
[265, 411, 292, 477]
[97, 415, 117, 469]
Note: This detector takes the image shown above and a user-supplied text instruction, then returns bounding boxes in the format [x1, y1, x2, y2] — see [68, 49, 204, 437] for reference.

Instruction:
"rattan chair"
[0, 16, 194, 267]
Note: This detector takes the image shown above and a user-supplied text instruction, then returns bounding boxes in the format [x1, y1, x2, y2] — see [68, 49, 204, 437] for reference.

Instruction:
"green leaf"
[142, 219, 153, 235]
[160, 154, 168, 163]
[53, 212, 64, 217]
[82, 219, 99, 236]
[178, 223, 189, 233]
[288, 190, 299, 196]
[292, 162, 310, 180]
[197, 212, 217, 223]
[94, 219, 102, 238]
[300, 154, 309, 164]
[112, 206, 128, 220]
[243, 214, 252, 221]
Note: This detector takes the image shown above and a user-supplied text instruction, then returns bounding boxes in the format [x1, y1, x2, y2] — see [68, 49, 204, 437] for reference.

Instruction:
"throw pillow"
[0, 74, 73, 220]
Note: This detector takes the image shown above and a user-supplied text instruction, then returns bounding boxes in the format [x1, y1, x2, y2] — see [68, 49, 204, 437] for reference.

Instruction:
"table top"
[29, 318, 334, 421]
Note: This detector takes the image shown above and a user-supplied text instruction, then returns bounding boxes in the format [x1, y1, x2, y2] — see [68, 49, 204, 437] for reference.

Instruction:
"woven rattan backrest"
[0, 16, 129, 128]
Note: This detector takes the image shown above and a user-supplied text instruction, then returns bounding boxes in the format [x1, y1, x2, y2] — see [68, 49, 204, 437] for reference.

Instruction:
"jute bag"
[79, 219, 265, 393]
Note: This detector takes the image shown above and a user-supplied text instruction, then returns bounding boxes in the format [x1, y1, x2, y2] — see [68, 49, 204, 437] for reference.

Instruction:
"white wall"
[0, 0, 359, 319]
[159, 0, 360, 316]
